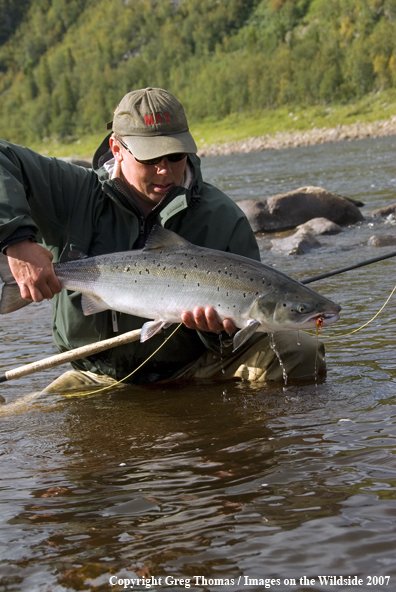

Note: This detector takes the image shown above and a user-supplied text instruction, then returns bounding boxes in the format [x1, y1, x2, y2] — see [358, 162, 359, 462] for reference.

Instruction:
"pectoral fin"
[232, 319, 260, 352]
[140, 320, 172, 342]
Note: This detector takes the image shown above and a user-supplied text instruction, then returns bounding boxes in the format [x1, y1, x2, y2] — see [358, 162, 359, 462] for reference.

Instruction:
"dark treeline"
[0, 0, 396, 143]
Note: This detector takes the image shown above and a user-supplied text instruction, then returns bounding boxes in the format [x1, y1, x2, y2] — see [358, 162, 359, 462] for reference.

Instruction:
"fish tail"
[0, 254, 31, 314]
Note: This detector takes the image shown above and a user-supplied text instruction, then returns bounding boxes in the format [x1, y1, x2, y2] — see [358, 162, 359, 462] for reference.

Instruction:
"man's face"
[110, 137, 187, 208]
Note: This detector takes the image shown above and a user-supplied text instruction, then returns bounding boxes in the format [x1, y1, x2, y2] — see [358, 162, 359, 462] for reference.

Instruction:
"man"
[0, 87, 325, 390]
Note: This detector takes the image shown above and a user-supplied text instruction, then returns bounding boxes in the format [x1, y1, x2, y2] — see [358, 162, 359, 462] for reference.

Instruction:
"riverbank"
[198, 116, 396, 157]
[32, 90, 396, 161]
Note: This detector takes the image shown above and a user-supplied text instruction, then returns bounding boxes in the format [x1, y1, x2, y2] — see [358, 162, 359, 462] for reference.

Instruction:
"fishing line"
[64, 323, 183, 398]
[313, 284, 396, 340]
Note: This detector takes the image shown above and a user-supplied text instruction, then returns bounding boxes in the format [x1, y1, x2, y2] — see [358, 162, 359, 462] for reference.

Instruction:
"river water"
[0, 136, 395, 592]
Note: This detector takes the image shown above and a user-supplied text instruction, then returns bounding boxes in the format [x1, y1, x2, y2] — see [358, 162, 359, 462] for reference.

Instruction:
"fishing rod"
[301, 249, 396, 284]
[0, 328, 141, 384]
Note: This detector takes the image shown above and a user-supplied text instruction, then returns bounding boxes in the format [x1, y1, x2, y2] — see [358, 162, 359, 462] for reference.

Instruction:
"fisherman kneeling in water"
[0, 87, 326, 391]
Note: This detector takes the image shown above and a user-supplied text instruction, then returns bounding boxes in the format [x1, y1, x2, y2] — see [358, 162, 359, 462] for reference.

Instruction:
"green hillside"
[1, 0, 396, 150]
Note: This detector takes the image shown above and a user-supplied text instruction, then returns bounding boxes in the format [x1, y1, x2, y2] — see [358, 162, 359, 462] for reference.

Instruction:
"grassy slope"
[28, 89, 396, 161]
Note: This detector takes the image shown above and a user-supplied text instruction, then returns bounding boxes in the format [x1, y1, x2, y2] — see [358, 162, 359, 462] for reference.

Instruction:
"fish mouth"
[305, 311, 340, 326]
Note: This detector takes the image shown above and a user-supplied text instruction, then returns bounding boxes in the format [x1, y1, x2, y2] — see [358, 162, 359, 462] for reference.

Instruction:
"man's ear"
[109, 136, 123, 162]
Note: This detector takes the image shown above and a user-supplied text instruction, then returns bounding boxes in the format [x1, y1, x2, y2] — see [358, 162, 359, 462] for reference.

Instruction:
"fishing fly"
[316, 316, 324, 338]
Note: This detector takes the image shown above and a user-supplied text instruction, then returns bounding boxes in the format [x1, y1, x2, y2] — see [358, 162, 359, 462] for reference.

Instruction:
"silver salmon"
[0, 226, 341, 350]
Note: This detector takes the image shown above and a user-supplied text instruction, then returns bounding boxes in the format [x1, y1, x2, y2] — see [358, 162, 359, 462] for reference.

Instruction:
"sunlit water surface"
[0, 137, 396, 592]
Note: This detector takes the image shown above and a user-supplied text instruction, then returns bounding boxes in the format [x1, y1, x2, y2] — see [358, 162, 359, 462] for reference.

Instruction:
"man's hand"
[181, 306, 236, 335]
[6, 240, 62, 302]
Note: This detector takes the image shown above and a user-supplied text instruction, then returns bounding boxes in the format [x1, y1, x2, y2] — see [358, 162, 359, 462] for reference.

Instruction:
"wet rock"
[271, 229, 322, 255]
[237, 186, 365, 233]
[296, 217, 342, 235]
[368, 235, 396, 247]
[370, 202, 396, 218]
[58, 157, 91, 168]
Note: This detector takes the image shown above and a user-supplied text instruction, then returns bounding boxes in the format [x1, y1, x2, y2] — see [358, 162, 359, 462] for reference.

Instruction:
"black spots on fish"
[124, 265, 131, 272]
[183, 273, 187, 279]
[145, 268, 150, 274]
[197, 282, 200, 287]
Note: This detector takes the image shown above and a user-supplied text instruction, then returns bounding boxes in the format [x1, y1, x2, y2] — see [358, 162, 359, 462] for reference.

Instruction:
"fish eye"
[298, 305, 305, 313]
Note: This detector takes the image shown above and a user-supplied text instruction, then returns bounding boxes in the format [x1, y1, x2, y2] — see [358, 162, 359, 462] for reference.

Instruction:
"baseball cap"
[107, 87, 197, 160]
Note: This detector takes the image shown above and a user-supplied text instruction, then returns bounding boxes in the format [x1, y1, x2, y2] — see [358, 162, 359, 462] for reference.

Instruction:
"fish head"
[249, 286, 341, 332]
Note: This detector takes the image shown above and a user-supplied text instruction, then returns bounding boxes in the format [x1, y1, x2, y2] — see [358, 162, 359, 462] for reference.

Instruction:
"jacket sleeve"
[0, 140, 99, 254]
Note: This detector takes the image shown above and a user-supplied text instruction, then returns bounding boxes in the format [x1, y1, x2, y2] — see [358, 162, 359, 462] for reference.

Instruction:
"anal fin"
[81, 293, 109, 316]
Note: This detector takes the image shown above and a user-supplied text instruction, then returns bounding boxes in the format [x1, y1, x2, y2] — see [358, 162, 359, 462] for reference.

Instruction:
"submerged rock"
[237, 186, 365, 233]
[370, 202, 396, 218]
[296, 217, 342, 235]
[368, 234, 396, 247]
[271, 229, 322, 255]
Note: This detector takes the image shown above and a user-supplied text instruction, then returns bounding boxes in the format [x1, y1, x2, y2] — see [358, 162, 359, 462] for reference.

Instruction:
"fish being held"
[0, 226, 341, 350]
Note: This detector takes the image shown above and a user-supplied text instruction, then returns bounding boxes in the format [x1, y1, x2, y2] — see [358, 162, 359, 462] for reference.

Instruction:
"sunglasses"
[117, 138, 187, 165]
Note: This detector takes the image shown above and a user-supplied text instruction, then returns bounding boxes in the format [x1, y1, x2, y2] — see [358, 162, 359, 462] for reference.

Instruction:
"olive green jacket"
[0, 138, 259, 382]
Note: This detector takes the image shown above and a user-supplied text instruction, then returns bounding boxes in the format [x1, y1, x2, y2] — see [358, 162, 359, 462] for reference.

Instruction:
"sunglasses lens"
[135, 157, 161, 165]
[168, 153, 187, 162]
[135, 153, 187, 165]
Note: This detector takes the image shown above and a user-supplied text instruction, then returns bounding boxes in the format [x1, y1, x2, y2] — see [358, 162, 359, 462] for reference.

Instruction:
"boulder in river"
[237, 186, 365, 232]
[271, 228, 322, 255]
[370, 202, 396, 218]
[296, 217, 342, 235]
[368, 234, 396, 247]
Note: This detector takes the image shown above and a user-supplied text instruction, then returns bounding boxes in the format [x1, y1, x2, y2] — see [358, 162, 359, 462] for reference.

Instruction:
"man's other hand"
[6, 240, 62, 302]
[181, 306, 236, 335]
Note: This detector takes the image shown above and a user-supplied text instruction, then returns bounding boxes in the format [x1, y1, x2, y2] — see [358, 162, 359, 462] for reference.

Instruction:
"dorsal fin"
[143, 226, 189, 251]
[68, 249, 87, 260]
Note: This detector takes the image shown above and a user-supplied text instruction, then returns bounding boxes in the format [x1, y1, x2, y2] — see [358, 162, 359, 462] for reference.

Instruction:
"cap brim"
[122, 131, 197, 160]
